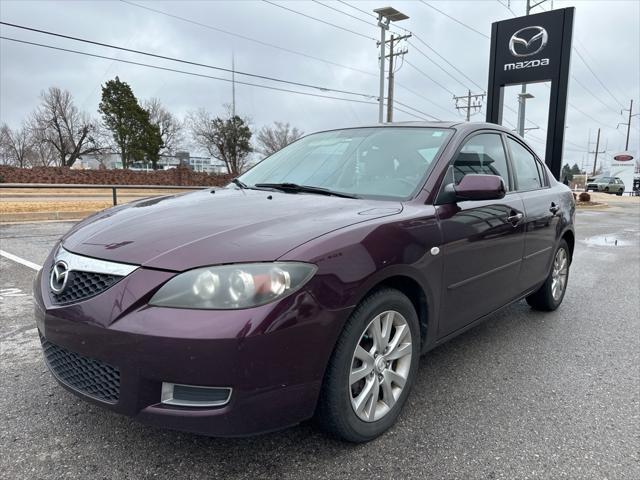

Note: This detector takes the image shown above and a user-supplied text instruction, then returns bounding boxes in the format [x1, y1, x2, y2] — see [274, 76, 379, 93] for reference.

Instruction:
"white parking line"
[0, 250, 41, 271]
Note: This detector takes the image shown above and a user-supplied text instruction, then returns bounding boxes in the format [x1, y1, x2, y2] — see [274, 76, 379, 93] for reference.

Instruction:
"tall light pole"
[517, 91, 534, 136]
[374, 7, 409, 123]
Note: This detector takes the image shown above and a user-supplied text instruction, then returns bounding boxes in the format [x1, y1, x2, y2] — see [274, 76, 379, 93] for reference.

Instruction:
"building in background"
[73, 151, 227, 173]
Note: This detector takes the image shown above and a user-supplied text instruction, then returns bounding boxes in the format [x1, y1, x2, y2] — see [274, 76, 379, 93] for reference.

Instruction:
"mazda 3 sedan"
[34, 122, 575, 442]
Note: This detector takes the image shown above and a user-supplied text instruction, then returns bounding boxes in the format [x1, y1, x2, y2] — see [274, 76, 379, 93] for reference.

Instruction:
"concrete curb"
[0, 210, 97, 223]
[575, 202, 609, 210]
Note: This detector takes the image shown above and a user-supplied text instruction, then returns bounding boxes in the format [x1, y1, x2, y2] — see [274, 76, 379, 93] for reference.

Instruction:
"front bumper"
[33, 257, 351, 437]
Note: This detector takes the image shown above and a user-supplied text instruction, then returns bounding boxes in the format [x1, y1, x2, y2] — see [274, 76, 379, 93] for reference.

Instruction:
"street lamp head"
[373, 7, 409, 22]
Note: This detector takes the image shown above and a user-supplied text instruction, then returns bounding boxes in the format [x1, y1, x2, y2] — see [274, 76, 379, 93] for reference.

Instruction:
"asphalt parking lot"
[1, 204, 638, 480]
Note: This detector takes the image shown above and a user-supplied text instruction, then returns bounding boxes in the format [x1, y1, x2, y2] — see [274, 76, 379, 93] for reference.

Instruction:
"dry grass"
[0, 187, 196, 196]
[0, 200, 112, 214]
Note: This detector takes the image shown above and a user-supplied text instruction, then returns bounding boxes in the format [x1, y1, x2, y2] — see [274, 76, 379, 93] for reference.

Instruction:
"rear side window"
[508, 138, 542, 190]
[452, 133, 510, 190]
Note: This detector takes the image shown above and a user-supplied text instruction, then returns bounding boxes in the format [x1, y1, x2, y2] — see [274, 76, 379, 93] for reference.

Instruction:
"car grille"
[41, 337, 120, 403]
[51, 270, 123, 305]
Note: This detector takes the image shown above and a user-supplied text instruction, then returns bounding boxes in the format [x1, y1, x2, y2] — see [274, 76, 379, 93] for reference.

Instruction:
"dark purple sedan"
[34, 122, 575, 442]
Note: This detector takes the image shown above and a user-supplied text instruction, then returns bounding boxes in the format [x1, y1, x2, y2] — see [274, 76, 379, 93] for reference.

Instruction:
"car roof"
[313, 121, 515, 135]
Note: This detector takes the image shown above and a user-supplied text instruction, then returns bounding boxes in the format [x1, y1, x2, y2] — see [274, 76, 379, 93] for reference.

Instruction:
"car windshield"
[238, 127, 453, 200]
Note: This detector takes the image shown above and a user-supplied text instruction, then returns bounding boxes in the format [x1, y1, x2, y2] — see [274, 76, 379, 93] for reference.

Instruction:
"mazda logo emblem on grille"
[509, 26, 548, 57]
[50, 260, 70, 294]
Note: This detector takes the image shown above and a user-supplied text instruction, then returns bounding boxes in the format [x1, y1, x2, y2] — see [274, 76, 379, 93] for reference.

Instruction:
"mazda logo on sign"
[50, 260, 69, 293]
[509, 26, 548, 57]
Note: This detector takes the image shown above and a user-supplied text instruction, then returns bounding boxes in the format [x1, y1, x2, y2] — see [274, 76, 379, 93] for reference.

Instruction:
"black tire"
[526, 239, 570, 311]
[616, 189, 623, 196]
[315, 288, 420, 443]
[604, 187, 609, 193]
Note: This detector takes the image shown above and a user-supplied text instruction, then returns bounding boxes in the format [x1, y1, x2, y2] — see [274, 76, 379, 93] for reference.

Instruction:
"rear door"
[436, 131, 526, 338]
[505, 135, 561, 292]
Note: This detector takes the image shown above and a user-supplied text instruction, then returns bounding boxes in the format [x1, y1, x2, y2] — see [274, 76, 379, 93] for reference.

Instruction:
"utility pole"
[516, 0, 550, 134]
[387, 35, 394, 123]
[374, 7, 409, 123]
[385, 33, 410, 123]
[617, 99, 636, 151]
[590, 128, 606, 176]
[231, 51, 236, 118]
[624, 99, 632, 150]
[454, 90, 486, 121]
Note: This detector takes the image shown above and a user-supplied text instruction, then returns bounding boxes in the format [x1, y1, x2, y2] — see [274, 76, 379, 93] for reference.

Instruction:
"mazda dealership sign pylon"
[486, 8, 575, 180]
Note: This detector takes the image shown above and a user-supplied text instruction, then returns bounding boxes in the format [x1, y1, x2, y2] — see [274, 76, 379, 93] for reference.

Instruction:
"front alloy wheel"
[349, 311, 412, 422]
[315, 288, 420, 442]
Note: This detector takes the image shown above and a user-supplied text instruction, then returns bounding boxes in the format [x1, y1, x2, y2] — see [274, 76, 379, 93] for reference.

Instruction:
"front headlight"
[149, 262, 317, 309]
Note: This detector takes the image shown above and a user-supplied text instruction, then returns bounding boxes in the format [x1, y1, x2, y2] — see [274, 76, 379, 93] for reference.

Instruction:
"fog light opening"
[161, 382, 232, 407]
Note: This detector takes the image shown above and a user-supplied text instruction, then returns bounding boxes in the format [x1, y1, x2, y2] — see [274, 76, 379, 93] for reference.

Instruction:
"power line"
[571, 75, 621, 115]
[394, 82, 454, 117]
[119, 0, 377, 78]
[337, 1, 376, 19]
[496, 0, 518, 17]
[407, 41, 468, 91]
[393, 99, 441, 121]
[572, 47, 626, 109]
[0, 21, 375, 100]
[119, 0, 464, 120]
[333, 0, 405, 36]
[311, 1, 375, 27]
[261, 0, 376, 41]
[419, 1, 490, 39]
[404, 60, 456, 96]
[0, 36, 379, 106]
[410, 36, 484, 91]
[393, 106, 430, 121]
[574, 39, 635, 102]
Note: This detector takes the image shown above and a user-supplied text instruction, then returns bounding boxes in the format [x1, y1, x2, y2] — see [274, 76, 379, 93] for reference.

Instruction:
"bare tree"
[256, 121, 304, 157]
[28, 141, 58, 167]
[187, 108, 252, 175]
[0, 122, 32, 167]
[143, 98, 184, 155]
[29, 87, 102, 167]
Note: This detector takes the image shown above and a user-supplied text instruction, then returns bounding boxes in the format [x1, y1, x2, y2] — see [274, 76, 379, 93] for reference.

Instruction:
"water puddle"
[583, 234, 634, 247]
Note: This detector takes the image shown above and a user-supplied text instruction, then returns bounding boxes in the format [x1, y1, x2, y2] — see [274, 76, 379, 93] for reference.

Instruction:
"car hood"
[61, 188, 402, 271]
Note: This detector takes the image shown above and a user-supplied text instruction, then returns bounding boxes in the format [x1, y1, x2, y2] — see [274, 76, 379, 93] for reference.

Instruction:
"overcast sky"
[1, 0, 638, 171]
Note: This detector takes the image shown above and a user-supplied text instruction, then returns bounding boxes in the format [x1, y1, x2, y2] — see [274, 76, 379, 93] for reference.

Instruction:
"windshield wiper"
[254, 183, 360, 199]
[231, 178, 249, 189]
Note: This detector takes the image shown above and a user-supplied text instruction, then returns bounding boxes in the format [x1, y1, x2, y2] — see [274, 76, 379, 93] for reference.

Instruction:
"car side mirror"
[444, 174, 506, 202]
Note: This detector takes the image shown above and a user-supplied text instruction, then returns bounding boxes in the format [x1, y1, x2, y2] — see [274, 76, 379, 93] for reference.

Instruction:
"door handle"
[549, 202, 560, 214]
[507, 212, 523, 226]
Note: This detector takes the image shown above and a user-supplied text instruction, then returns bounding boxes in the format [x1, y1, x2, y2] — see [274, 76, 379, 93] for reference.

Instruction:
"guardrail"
[0, 183, 211, 206]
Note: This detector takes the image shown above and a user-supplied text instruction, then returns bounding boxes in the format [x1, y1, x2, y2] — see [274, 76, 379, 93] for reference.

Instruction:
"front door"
[436, 132, 526, 338]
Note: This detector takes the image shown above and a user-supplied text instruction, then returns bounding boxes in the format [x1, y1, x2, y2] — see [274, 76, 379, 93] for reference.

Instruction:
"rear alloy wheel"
[315, 288, 420, 442]
[617, 189, 623, 196]
[604, 187, 610, 193]
[526, 240, 570, 311]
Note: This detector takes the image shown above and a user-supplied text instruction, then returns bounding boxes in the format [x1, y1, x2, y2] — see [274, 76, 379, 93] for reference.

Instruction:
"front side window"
[239, 128, 452, 200]
[451, 133, 510, 190]
[508, 137, 542, 191]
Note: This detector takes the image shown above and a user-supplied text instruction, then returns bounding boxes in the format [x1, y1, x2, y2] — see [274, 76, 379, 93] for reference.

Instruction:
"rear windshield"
[239, 127, 453, 200]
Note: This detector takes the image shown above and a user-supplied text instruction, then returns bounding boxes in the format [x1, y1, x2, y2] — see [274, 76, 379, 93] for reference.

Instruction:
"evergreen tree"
[98, 77, 162, 168]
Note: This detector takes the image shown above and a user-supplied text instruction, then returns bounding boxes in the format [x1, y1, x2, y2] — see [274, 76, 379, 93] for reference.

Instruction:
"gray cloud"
[1, 0, 638, 171]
